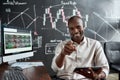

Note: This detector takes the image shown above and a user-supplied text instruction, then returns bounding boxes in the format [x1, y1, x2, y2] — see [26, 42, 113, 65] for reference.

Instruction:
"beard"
[71, 31, 84, 43]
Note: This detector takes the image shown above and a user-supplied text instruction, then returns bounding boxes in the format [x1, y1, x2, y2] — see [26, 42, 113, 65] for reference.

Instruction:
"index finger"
[66, 40, 74, 45]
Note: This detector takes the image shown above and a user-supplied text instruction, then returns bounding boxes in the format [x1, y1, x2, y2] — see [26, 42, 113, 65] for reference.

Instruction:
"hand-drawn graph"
[1, 0, 120, 54]
[2, 1, 82, 36]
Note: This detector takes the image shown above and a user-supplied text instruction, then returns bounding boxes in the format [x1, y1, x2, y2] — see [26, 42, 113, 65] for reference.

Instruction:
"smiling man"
[51, 15, 109, 80]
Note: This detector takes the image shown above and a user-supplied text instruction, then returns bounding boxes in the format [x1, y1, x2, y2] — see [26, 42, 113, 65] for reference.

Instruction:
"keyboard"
[2, 67, 28, 80]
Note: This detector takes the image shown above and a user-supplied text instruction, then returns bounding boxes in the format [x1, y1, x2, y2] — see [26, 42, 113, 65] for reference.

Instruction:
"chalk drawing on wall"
[2, 0, 120, 51]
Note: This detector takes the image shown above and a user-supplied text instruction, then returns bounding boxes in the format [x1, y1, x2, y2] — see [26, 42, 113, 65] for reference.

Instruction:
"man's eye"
[70, 28, 74, 30]
[77, 26, 81, 29]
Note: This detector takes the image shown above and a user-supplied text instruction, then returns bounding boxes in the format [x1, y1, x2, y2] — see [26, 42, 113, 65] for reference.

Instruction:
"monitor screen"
[4, 28, 32, 54]
[2, 27, 34, 63]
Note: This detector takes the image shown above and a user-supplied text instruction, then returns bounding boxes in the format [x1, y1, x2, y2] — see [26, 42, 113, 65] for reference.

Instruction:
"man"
[51, 15, 109, 80]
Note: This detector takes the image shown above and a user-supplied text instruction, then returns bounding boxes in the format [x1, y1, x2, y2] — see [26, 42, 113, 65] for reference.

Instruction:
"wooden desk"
[0, 62, 51, 80]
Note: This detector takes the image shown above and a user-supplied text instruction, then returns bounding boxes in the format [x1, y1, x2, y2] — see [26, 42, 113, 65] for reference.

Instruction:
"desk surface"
[0, 62, 51, 80]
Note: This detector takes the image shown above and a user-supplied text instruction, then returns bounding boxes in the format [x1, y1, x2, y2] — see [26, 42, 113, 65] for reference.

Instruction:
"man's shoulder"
[85, 37, 101, 45]
[86, 37, 99, 42]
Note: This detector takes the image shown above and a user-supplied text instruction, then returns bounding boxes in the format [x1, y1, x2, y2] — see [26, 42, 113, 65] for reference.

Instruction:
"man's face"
[68, 18, 84, 43]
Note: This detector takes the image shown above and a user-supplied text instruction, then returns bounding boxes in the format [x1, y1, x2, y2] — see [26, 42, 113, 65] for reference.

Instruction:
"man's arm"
[55, 41, 76, 68]
[94, 41, 109, 79]
[55, 50, 66, 68]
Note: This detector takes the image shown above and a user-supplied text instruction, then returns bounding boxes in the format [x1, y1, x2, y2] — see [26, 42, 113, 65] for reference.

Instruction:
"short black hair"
[68, 15, 82, 25]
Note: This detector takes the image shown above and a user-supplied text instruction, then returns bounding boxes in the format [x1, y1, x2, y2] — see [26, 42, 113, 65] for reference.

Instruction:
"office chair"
[104, 42, 120, 80]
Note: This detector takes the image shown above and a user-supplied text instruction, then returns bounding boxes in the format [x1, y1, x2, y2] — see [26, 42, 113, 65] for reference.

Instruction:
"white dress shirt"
[51, 37, 109, 80]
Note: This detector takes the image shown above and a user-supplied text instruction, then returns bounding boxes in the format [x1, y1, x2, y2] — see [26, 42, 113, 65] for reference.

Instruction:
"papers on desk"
[11, 62, 44, 69]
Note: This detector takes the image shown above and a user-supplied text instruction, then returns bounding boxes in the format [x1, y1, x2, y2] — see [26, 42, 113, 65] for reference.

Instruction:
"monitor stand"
[8, 60, 16, 65]
[2, 51, 34, 65]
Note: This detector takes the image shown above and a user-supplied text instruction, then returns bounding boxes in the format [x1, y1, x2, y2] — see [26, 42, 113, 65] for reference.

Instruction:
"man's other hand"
[74, 67, 105, 80]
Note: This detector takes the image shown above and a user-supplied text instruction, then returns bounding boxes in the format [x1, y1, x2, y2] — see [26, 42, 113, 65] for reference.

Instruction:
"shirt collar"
[80, 36, 86, 45]
[74, 36, 87, 46]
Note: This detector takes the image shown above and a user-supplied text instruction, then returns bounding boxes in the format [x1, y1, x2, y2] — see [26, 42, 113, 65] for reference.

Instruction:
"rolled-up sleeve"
[94, 41, 109, 77]
[51, 41, 65, 72]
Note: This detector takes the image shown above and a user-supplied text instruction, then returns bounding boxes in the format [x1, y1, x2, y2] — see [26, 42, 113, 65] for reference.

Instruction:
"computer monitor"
[2, 27, 34, 64]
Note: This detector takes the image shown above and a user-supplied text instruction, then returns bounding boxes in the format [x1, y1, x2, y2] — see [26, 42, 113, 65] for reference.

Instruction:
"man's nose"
[73, 28, 79, 33]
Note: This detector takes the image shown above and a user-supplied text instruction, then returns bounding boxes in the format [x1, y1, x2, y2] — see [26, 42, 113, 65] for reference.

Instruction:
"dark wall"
[1, 0, 120, 75]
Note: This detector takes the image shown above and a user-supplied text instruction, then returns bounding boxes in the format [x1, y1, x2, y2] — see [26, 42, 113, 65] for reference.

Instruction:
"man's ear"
[84, 26, 87, 29]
